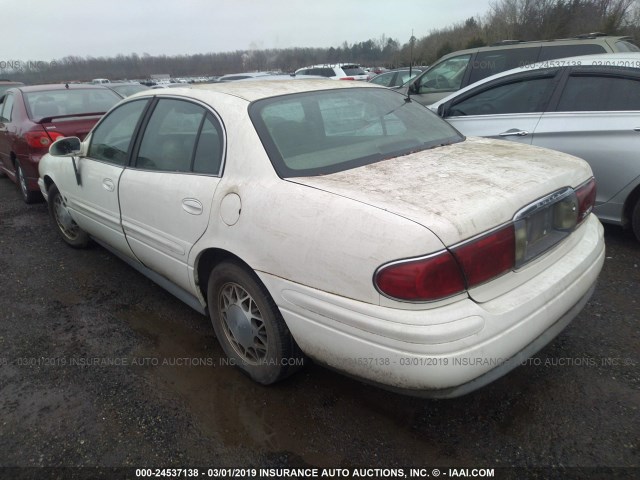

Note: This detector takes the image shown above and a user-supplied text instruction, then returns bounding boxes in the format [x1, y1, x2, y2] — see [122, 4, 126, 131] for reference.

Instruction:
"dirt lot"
[0, 177, 638, 479]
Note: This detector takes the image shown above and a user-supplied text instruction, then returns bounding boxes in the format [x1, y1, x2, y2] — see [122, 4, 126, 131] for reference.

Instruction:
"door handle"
[634, 127, 640, 132]
[499, 129, 529, 137]
[182, 198, 203, 215]
[102, 179, 115, 191]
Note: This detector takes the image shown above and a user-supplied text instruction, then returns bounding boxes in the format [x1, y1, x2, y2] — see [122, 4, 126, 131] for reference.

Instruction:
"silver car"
[430, 53, 640, 241]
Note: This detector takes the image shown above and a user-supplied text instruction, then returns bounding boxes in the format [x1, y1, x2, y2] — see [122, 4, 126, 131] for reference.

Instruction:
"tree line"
[4, 0, 640, 84]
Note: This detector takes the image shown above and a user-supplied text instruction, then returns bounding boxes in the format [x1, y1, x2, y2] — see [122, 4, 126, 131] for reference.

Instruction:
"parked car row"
[21, 78, 605, 398]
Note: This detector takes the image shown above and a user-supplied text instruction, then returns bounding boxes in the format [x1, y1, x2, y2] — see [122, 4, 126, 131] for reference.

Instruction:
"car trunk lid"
[39, 112, 104, 140]
[291, 136, 593, 250]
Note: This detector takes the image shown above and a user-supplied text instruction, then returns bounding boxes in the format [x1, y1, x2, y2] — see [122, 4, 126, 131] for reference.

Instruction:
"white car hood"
[292, 137, 593, 246]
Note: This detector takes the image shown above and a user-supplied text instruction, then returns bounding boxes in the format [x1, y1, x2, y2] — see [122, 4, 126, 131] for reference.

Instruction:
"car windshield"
[250, 87, 463, 177]
[24, 88, 121, 120]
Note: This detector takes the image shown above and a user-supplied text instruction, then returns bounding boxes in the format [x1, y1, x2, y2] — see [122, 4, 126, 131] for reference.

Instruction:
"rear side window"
[342, 65, 366, 76]
[88, 99, 149, 166]
[301, 68, 335, 77]
[557, 74, 640, 111]
[538, 44, 606, 61]
[468, 47, 541, 84]
[192, 113, 224, 175]
[448, 76, 556, 116]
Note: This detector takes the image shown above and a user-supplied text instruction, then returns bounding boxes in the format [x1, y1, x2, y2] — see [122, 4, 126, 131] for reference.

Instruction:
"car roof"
[431, 52, 640, 107]
[137, 79, 380, 102]
[439, 34, 634, 58]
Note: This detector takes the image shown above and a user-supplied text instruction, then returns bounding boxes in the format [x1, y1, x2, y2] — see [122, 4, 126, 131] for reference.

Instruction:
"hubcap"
[219, 282, 268, 363]
[53, 194, 79, 240]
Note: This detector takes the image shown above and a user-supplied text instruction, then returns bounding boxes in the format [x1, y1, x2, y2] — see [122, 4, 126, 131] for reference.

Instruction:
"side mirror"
[437, 103, 446, 117]
[49, 136, 82, 157]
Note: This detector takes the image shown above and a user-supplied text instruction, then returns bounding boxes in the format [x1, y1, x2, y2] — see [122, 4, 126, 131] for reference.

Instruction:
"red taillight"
[339, 77, 355, 80]
[375, 251, 465, 301]
[575, 177, 596, 224]
[376, 225, 515, 301]
[24, 131, 64, 149]
[452, 225, 515, 288]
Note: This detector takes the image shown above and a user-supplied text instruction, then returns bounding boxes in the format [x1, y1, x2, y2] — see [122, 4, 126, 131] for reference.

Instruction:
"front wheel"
[207, 261, 305, 385]
[48, 184, 89, 248]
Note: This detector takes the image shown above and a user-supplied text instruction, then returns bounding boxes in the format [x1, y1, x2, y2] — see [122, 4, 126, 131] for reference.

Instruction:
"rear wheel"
[48, 184, 89, 248]
[632, 199, 640, 242]
[207, 261, 304, 385]
[16, 162, 39, 204]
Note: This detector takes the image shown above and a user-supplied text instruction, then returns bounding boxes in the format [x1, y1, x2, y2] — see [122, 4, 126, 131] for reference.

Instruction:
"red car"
[0, 84, 121, 203]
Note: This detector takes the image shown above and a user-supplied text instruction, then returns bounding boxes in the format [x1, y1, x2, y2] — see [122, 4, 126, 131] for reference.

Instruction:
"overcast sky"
[2, 0, 494, 61]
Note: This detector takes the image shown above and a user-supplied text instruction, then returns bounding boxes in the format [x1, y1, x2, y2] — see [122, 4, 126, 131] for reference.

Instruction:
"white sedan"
[38, 81, 604, 397]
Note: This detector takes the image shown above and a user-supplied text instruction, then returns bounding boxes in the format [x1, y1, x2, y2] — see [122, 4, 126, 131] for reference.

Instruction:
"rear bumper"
[259, 215, 605, 397]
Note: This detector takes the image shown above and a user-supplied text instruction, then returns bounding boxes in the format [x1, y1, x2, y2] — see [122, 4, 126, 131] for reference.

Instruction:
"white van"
[91, 78, 110, 84]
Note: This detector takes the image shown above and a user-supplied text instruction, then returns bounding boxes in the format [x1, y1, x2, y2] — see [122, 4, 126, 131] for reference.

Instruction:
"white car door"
[441, 72, 560, 145]
[64, 98, 151, 258]
[532, 70, 640, 216]
[118, 98, 224, 293]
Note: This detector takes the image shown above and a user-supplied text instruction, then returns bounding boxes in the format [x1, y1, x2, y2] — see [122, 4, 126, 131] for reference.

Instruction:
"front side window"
[448, 75, 556, 116]
[557, 73, 640, 111]
[417, 55, 471, 94]
[304, 68, 335, 77]
[88, 99, 149, 166]
[136, 99, 224, 174]
[250, 88, 463, 178]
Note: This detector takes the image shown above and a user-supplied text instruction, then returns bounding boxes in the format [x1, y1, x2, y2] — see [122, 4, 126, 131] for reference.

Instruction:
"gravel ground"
[0, 177, 638, 479]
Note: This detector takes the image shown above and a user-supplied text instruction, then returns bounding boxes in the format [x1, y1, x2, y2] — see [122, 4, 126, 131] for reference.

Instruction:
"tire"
[207, 261, 305, 385]
[633, 199, 640, 243]
[48, 184, 90, 248]
[16, 161, 39, 204]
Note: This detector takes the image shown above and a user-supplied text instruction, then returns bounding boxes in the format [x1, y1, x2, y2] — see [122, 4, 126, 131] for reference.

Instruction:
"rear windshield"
[24, 88, 121, 120]
[249, 87, 463, 177]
